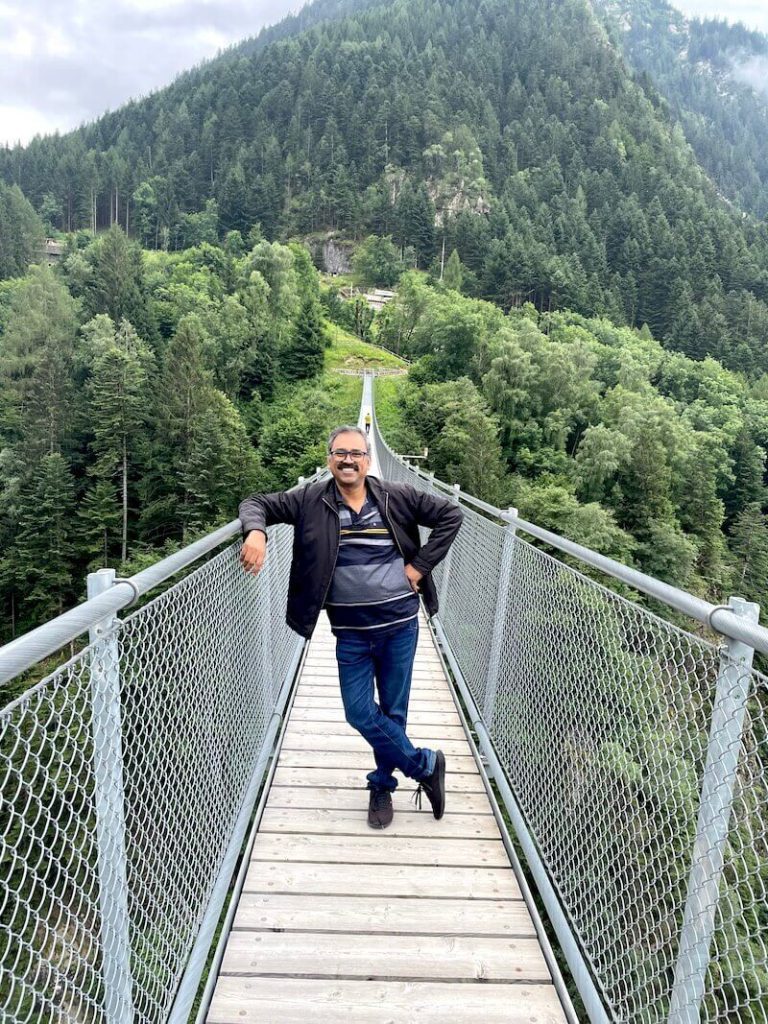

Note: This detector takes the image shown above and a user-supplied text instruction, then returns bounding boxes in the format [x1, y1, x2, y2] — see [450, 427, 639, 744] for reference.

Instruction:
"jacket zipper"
[320, 496, 342, 610]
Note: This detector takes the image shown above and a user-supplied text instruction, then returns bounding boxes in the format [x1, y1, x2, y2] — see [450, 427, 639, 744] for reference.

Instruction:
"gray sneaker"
[367, 785, 394, 829]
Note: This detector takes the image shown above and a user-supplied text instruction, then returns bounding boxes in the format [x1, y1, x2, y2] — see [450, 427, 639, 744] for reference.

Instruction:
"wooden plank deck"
[206, 612, 567, 1023]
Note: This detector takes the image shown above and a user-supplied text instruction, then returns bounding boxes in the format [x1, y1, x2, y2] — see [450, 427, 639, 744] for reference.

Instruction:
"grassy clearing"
[372, 374, 407, 442]
[324, 322, 407, 372]
[319, 369, 363, 424]
[320, 272, 355, 289]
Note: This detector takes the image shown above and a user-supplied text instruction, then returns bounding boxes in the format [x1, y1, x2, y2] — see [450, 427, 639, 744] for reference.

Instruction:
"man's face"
[327, 431, 370, 488]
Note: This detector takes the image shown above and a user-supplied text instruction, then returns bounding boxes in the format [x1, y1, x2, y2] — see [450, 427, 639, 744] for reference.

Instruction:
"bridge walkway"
[205, 611, 567, 1023]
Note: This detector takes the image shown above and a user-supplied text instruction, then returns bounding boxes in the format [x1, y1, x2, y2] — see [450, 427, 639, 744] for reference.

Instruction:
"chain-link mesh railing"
[375, 408, 768, 1024]
[1, 526, 303, 1024]
[4, 382, 767, 1024]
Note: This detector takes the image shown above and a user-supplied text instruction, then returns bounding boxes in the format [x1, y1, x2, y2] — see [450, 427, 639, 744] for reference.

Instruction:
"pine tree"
[282, 299, 325, 381]
[181, 392, 260, 533]
[443, 249, 463, 292]
[84, 225, 156, 340]
[84, 316, 153, 561]
[79, 479, 122, 568]
[0, 263, 78, 456]
[731, 503, 768, 607]
[142, 314, 213, 539]
[14, 454, 77, 621]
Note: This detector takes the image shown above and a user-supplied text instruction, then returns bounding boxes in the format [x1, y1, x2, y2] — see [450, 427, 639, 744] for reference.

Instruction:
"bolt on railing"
[373, 402, 768, 1024]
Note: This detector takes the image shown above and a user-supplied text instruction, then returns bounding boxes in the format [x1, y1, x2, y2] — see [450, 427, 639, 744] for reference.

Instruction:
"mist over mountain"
[593, 0, 768, 216]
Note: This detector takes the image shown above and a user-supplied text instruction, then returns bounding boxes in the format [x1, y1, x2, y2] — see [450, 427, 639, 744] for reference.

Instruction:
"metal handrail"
[0, 471, 337, 689]
[0, 521, 242, 687]
[380, 430, 768, 653]
[371, 381, 767, 1024]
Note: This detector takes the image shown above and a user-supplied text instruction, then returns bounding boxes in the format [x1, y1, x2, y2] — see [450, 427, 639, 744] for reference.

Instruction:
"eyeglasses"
[329, 448, 368, 460]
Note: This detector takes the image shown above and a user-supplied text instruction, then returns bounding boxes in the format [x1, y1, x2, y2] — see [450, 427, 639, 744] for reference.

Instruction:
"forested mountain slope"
[3, 0, 768, 375]
[0, 228, 363, 653]
[593, 0, 768, 219]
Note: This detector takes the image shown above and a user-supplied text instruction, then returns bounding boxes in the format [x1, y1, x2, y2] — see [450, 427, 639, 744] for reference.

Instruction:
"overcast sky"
[1, 0, 767, 148]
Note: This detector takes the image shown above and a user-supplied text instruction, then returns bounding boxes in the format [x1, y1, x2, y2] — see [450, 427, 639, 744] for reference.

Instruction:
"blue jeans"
[335, 618, 435, 791]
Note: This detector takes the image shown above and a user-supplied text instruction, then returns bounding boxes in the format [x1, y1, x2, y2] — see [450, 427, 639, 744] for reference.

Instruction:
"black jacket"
[239, 475, 463, 638]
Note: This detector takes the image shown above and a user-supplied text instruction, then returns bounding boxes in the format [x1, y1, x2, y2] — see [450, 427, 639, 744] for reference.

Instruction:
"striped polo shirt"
[325, 485, 420, 631]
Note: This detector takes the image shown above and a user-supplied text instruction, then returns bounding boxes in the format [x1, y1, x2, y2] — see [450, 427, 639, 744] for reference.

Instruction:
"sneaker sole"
[433, 749, 446, 819]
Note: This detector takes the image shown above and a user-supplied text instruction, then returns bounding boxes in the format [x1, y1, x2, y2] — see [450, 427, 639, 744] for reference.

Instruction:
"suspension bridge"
[1, 373, 766, 1023]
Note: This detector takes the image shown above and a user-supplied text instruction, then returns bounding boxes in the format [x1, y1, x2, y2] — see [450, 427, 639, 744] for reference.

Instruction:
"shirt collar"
[334, 480, 371, 509]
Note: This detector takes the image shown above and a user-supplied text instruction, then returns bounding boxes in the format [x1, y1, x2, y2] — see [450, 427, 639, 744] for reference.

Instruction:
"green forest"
[3, 0, 768, 375]
[2, 0, 768, 1019]
[0, 220, 367, 650]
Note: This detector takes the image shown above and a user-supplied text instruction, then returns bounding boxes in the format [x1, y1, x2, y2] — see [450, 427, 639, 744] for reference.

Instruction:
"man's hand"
[404, 563, 423, 594]
[241, 530, 267, 575]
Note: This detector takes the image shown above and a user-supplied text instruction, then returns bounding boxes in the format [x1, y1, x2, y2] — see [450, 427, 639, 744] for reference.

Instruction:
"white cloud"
[0, 104, 65, 146]
[672, 1, 768, 34]
[0, 26, 35, 57]
[0, 0, 300, 147]
[730, 53, 768, 97]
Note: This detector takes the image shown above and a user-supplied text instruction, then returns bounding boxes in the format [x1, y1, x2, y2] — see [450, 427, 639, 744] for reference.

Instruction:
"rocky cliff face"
[319, 234, 354, 274]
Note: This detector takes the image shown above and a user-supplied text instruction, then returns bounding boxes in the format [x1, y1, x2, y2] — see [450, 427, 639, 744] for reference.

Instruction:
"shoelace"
[412, 784, 424, 810]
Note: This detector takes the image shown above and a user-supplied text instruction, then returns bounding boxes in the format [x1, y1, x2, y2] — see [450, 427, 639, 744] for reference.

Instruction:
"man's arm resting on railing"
[409, 487, 464, 576]
[239, 489, 303, 574]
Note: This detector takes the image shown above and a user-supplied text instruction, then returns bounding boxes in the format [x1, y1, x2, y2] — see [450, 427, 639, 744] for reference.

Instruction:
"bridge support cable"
[371, 378, 768, 1024]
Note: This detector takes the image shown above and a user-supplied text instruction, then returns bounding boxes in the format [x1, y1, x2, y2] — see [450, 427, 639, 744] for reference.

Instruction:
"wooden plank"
[303, 660, 445, 673]
[271, 767, 487, 793]
[295, 687, 454, 700]
[297, 679, 451, 693]
[208, 977, 566, 1023]
[282, 721, 468, 740]
[296, 686, 454, 702]
[299, 663, 447, 676]
[292, 694, 458, 709]
[259, 806, 500, 839]
[265, 789, 492, 814]
[290, 707, 462, 726]
[280, 733, 471, 755]
[243, 860, 519, 899]
[250, 833, 509, 867]
[230, 893, 536, 936]
[218, 931, 551, 983]
[278, 749, 480, 771]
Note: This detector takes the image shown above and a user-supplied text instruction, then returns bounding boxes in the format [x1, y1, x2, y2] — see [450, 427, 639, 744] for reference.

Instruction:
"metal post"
[260, 553, 275, 699]
[438, 484, 461, 613]
[668, 595, 759, 1024]
[483, 508, 517, 732]
[87, 568, 133, 1023]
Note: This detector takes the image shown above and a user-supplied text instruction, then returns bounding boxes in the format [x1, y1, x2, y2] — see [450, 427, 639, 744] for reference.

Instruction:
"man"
[239, 425, 462, 829]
